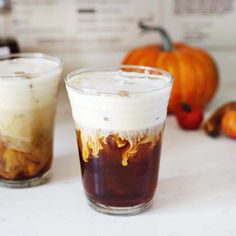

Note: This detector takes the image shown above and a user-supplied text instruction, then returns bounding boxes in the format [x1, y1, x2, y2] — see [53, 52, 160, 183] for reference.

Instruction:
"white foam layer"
[68, 71, 170, 94]
[0, 57, 62, 108]
[0, 57, 59, 78]
[66, 71, 172, 131]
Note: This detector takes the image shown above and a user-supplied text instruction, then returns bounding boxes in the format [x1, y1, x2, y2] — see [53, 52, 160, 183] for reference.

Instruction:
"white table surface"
[0, 81, 236, 236]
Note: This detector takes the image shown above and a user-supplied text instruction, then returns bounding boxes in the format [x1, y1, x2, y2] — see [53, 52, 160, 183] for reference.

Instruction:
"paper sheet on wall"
[12, 0, 162, 52]
[163, 0, 236, 49]
[11, 0, 236, 52]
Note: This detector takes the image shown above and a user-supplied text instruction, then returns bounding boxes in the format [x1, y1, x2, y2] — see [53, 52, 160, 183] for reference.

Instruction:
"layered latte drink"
[65, 66, 172, 215]
[0, 54, 62, 187]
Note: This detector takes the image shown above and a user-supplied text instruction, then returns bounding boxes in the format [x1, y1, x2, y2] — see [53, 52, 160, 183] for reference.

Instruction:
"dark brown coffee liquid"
[77, 129, 163, 207]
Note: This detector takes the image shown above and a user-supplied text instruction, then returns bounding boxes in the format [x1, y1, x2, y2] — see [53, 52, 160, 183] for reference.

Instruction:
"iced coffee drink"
[0, 54, 62, 187]
[65, 66, 172, 215]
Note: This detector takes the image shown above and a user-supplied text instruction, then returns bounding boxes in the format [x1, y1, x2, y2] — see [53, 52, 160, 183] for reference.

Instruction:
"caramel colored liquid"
[77, 128, 163, 207]
[0, 138, 53, 180]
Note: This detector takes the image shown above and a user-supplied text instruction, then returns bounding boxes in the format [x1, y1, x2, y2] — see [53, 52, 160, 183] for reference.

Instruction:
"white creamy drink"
[67, 70, 171, 131]
[65, 66, 173, 215]
[0, 54, 62, 186]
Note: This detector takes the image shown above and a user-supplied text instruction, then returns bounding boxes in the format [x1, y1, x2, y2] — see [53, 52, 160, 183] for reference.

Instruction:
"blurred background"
[0, 0, 235, 80]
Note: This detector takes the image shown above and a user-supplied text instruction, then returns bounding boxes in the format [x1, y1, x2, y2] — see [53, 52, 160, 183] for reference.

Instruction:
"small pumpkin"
[122, 22, 219, 113]
[222, 110, 236, 139]
[203, 101, 236, 137]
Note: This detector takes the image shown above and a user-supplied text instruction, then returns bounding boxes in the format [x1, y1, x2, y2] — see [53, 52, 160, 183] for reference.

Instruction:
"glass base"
[0, 170, 51, 188]
[87, 196, 153, 216]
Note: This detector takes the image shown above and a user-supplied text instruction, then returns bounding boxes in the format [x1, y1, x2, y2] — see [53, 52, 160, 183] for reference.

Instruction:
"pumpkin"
[222, 110, 236, 139]
[122, 22, 219, 113]
[203, 101, 236, 137]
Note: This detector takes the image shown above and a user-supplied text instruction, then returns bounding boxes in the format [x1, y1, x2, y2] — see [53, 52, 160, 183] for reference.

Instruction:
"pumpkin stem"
[139, 21, 174, 51]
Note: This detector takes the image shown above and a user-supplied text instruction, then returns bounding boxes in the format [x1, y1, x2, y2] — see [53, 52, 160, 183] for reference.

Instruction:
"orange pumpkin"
[122, 22, 219, 113]
[222, 110, 236, 139]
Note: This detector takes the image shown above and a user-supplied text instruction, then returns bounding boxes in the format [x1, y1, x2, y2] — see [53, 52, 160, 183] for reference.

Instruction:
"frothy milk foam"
[0, 57, 61, 108]
[0, 57, 58, 77]
[67, 70, 172, 131]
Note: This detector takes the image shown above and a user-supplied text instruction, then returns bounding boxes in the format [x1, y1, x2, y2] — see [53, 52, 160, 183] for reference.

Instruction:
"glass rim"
[0, 53, 63, 79]
[65, 65, 173, 95]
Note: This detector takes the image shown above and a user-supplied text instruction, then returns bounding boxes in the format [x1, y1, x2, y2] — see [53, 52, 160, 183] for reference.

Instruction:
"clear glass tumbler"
[65, 65, 172, 215]
[0, 53, 62, 188]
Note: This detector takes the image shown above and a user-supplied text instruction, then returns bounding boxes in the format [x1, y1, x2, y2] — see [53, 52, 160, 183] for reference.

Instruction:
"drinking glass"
[65, 65, 172, 215]
[0, 53, 62, 188]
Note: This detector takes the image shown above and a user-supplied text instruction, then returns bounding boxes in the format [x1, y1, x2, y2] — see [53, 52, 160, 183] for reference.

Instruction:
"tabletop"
[0, 80, 236, 236]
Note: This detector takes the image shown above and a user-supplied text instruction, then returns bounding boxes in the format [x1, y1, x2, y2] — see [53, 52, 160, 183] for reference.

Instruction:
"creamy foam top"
[0, 57, 59, 79]
[68, 71, 171, 94]
[67, 70, 172, 131]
